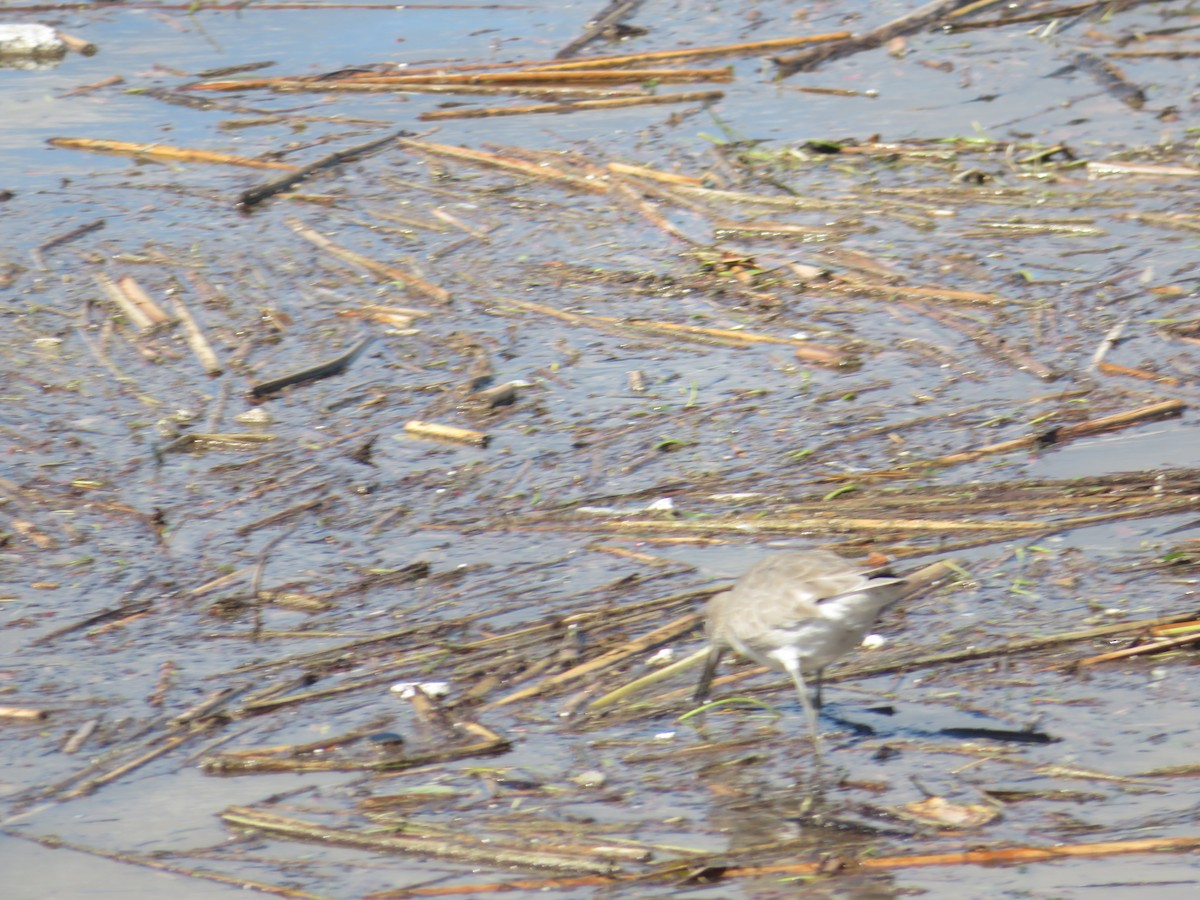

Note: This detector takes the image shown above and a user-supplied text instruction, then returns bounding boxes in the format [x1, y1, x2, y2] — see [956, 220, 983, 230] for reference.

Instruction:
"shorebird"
[694, 550, 947, 753]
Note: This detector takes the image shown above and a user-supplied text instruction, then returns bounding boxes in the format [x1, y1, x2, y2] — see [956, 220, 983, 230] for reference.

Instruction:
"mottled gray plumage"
[695, 550, 911, 750]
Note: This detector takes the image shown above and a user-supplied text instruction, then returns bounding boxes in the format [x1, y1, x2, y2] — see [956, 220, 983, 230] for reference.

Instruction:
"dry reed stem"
[93, 273, 154, 330]
[924, 399, 1185, 467]
[0, 707, 48, 720]
[114, 276, 170, 324]
[392, 835, 1200, 896]
[171, 294, 222, 376]
[395, 138, 607, 193]
[380, 68, 731, 84]
[286, 218, 451, 302]
[575, 516, 1048, 534]
[486, 611, 701, 708]
[220, 807, 616, 874]
[1074, 630, 1200, 667]
[48, 137, 297, 169]
[404, 420, 490, 447]
[606, 162, 703, 185]
[419, 90, 724, 121]
[525, 32, 853, 69]
[498, 296, 837, 350]
[0, 831, 324, 899]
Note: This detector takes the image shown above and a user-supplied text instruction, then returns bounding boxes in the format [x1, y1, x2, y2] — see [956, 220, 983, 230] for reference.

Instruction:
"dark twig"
[249, 335, 375, 398]
[238, 128, 410, 209]
[774, 0, 983, 77]
[554, 0, 644, 60]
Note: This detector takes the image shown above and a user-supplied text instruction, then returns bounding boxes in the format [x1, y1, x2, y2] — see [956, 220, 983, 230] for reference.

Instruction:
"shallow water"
[3, 1, 1200, 897]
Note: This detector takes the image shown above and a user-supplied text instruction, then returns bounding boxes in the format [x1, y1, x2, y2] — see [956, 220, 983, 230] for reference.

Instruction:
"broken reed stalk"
[526, 32, 854, 69]
[418, 90, 724, 121]
[56, 730, 201, 801]
[606, 161, 703, 185]
[835, 281, 1009, 305]
[923, 399, 1186, 468]
[248, 335, 375, 399]
[1074, 629, 1200, 667]
[220, 807, 617, 875]
[553, 0, 642, 59]
[404, 420, 490, 447]
[284, 82, 652, 97]
[93, 273, 154, 330]
[0, 707, 48, 720]
[286, 218, 451, 302]
[572, 516, 1049, 534]
[239, 127, 408, 208]
[388, 835, 1200, 896]
[170, 294, 222, 376]
[376, 68, 732, 84]
[680, 836, 1200, 885]
[587, 647, 710, 711]
[774, 0, 984, 76]
[34, 217, 105, 264]
[608, 180, 698, 244]
[0, 830, 326, 900]
[485, 611, 701, 708]
[48, 137, 297, 170]
[497, 295, 850, 356]
[395, 138, 607, 194]
[203, 727, 510, 775]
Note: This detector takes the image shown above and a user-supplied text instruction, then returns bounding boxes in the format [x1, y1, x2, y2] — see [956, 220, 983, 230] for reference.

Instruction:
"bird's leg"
[813, 668, 824, 710]
[785, 661, 822, 759]
[694, 646, 726, 704]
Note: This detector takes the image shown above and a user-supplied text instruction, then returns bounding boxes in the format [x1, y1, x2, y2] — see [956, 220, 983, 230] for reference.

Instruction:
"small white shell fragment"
[571, 770, 606, 789]
[235, 408, 273, 426]
[645, 498, 674, 511]
[860, 633, 886, 650]
[390, 681, 450, 699]
[646, 647, 674, 666]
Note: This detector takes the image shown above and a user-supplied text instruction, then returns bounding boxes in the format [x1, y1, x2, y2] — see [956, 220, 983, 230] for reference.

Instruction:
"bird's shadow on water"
[821, 700, 1059, 746]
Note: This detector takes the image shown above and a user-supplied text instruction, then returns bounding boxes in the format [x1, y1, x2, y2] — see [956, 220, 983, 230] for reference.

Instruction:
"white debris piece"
[390, 681, 450, 699]
[0, 24, 66, 58]
[645, 647, 675, 666]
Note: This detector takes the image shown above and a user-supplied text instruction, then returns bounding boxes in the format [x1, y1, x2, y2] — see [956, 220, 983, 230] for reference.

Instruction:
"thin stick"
[238, 127, 408, 208]
[381, 68, 731, 84]
[529, 32, 853, 69]
[486, 611, 701, 708]
[48, 137, 296, 170]
[587, 647, 710, 711]
[219, 807, 615, 874]
[395, 137, 607, 194]
[555, 0, 644, 60]
[418, 90, 723, 121]
[775, 0, 984, 76]
[115, 276, 171, 325]
[1075, 631, 1200, 667]
[0, 830, 326, 899]
[249, 335, 376, 398]
[403, 420, 491, 446]
[171, 294, 223, 376]
[94, 272, 153, 330]
[913, 399, 1186, 469]
[33, 217, 104, 269]
[287, 218, 451, 302]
